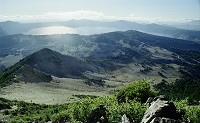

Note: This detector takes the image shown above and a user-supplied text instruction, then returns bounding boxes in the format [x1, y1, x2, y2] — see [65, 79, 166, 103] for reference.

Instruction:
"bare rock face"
[141, 96, 188, 123]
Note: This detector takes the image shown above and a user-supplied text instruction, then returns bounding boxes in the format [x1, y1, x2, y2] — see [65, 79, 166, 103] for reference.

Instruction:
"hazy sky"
[0, 0, 199, 22]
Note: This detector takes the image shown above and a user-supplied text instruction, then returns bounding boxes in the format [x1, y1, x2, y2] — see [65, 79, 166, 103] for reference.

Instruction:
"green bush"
[175, 99, 200, 123]
[65, 96, 146, 122]
[155, 78, 200, 102]
[3, 110, 9, 115]
[0, 102, 11, 110]
[116, 80, 156, 103]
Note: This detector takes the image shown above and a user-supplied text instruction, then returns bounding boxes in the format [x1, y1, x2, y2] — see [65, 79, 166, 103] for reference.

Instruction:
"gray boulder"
[141, 96, 187, 123]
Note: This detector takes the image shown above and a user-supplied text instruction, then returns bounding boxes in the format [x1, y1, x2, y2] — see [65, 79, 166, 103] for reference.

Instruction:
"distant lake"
[24, 26, 122, 35]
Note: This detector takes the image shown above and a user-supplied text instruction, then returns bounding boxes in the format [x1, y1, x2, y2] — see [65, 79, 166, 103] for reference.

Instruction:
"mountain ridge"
[0, 30, 200, 70]
[0, 30, 199, 88]
[23, 48, 99, 78]
[0, 48, 101, 87]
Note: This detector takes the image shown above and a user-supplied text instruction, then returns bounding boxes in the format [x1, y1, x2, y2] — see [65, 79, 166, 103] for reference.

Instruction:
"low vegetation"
[0, 64, 22, 87]
[0, 80, 200, 123]
[1, 96, 146, 123]
[116, 80, 156, 103]
[174, 99, 200, 123]
[155, 78, 200, 103]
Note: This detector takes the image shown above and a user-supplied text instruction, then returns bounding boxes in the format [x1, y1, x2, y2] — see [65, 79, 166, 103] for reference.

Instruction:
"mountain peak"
[29, 48, 65, 60]
[24, 48, 97, 78]
[34, 48, 56, 54]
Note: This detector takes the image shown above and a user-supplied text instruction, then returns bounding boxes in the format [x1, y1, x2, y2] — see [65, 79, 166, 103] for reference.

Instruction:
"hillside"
[0, 48, 101, 86]
[0, 30, 199, 105]
[23, 48, 98, 78]
[0, 30, 199, 61]
[0, 30, 200, 84]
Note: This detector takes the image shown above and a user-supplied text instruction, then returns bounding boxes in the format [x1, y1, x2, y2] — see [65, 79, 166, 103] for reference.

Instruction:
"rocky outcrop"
[141, 96, 189, 123]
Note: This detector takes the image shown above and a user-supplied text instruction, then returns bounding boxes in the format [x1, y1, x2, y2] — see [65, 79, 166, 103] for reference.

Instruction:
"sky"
[0, 0, 200, 23]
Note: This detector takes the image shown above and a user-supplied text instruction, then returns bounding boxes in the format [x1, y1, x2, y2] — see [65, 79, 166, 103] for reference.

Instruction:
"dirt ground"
[0, 77, 112, 104]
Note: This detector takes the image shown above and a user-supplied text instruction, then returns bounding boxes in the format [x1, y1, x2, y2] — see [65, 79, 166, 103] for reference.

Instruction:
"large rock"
[141, 96, 187, 123]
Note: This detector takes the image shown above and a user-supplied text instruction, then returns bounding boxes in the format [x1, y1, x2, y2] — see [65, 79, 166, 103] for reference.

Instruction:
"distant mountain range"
[168, 20, 200, 31]
[0, 20, 199, 41]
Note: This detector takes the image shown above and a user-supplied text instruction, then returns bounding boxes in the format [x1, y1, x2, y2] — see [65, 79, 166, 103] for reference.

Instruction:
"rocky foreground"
[140, 96, 191, 123]
[85, 96, 192, 123]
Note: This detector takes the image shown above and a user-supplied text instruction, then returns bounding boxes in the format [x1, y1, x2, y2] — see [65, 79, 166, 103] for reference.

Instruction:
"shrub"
[155, 78, 200, 102]
[116, 80, 156, 103]
[3, 110, 9, 115]
[0, 102, 11, 110]
[175, 99, 200, 122]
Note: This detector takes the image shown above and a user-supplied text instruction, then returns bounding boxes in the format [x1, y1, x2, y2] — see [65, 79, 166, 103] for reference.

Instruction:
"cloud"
[0, 10, 195, 23]
[46, 11, 105, 20]
[43, 11, 125, 21]
[0, 11, 111, 22]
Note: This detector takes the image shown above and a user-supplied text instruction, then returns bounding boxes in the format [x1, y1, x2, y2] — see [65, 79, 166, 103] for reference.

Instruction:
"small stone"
[121, 114, 130, 123]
